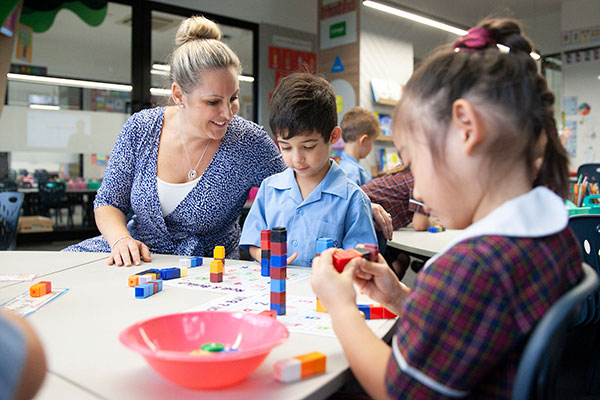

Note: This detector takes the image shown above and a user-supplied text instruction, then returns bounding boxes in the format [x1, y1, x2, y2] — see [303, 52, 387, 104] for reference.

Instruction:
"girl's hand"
[310, 248, 358, 314]
[354, 253, 411, 314]
[109, 236, 152, 267]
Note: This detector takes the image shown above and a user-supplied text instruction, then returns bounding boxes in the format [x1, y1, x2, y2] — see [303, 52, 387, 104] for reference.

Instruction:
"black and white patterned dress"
[64, 107, 285, 258]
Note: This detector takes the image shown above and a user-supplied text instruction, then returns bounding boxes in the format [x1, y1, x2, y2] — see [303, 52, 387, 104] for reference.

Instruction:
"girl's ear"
[330, 126, 342, 144]
[452, 99, 485, 155]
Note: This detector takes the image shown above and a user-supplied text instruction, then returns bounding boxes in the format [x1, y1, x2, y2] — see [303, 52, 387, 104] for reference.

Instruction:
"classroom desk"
[387, 227, 463, 258]
[0, 253, 396, 400]
[0, 251, 107, 289]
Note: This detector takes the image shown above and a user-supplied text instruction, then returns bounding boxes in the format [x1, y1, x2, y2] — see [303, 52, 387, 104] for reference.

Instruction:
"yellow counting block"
[210, 260, 223, 274]
[274, 352, 326, 382]
[179, 266, 188, 277]
[214, 245, 225, 259]
[316, 299, 327, 313]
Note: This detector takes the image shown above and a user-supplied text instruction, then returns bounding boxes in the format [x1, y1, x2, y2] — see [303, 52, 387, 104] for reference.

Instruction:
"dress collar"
[424, 186, 568, 270]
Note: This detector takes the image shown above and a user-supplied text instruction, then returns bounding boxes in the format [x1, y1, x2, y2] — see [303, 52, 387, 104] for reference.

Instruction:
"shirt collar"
[267, 160, 349, 202]
[424, 186, 568, 270]
[341, 151, 359, 164]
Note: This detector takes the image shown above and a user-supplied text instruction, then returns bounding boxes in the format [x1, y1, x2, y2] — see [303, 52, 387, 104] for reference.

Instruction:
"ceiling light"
[362, 1, 541, 60]
[7, 73, 132, 92]
[29, 104, 60, 110]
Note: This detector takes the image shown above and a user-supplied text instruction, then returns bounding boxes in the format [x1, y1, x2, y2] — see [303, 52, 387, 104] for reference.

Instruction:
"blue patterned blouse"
[64, 107, 286, 258]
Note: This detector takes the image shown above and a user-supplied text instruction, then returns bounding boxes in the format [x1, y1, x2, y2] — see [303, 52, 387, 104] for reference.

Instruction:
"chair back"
[577, 163, 600, 183]
[568, 214, 600, 325]
[511, 263, 599, 400]
[0, 180, 18, 192]
[0, 192, 24, 250]
[38, 181, 67, 208]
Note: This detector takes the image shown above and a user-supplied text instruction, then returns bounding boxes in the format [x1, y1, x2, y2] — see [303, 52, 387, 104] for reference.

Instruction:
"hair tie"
[453, 27, 496, 53]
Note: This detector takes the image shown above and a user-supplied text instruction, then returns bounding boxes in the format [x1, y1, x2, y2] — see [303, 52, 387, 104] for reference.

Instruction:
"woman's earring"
[178, 103, 184, 108]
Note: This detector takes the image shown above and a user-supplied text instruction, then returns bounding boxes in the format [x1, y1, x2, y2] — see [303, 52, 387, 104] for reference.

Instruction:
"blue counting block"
[270, 254, 287, 268]
[316, 237, 335, 255]
[261, 258, 270, 277]
[135, 283, 154, 299]
[148, 280, 163, 292]
[270, 278, 286, 293]
[357, 304, 371, 319]
[160, 268, 181, 280]
[270, 302, 286, 315]
[193, 257, 203, 267]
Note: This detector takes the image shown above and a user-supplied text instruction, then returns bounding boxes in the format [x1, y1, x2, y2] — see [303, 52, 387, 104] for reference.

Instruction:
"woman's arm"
[95, 205, 151, 267]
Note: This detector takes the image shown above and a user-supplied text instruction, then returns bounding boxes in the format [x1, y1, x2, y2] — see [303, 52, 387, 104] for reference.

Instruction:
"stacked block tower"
[315, 238, 335, 313]
[270, 227, 287, 315]
[260, 229, 271, 277]
[211, 246, 225, 283]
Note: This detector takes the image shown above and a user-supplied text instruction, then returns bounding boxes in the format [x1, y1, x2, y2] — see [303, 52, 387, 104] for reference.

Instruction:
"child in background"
[311, 18, 582, 399]
[0, 310, 46, 399]
[240, 73, 377, 267]
[361, 165, 433, 278]
[338, 107, 379, 186]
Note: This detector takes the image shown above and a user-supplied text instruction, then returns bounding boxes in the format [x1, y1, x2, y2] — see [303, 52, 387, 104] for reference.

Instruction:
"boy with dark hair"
[338, 107, 380, 186]
[240, 73, 377, 267]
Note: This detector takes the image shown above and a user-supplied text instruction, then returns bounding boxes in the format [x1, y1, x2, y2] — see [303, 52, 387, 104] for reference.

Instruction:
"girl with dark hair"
[311, 18, 583, 399]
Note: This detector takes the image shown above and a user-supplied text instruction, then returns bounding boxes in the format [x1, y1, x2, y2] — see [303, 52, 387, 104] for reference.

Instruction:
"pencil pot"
[566, 195, 600, 216]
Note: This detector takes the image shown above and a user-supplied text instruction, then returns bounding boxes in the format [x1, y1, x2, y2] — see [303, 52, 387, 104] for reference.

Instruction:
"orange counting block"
[30, 283, 47, 297]
[295, 352, 326, 378]
[128, 275, 139, 287]
[40, 281, 52, 293]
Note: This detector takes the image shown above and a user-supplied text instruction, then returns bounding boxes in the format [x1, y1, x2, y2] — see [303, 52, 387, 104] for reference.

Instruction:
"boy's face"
[277, 129, 338, 180]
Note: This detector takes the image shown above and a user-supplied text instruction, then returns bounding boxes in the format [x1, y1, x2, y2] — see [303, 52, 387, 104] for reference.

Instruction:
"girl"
[311, 18, 583, 399]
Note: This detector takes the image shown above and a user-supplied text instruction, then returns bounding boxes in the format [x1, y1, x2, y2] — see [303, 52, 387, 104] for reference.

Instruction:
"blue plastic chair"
[568, 214, 600, 325]
[0, 192, 24, 250]
[577, 163, 600, 184]
[512, 263, 599, 400]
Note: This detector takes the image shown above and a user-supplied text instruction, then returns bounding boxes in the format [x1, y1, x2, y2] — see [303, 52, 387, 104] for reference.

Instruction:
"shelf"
[374, 99, 397, 106]
[376, 135, 394, 142]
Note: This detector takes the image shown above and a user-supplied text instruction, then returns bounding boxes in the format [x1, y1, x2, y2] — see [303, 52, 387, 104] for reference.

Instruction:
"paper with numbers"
[1, 288, 69, 317]
[163, 264, 311, 295]
[187, 293, 389, 337]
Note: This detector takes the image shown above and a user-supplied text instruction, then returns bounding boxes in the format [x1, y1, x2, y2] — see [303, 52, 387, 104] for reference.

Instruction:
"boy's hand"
[371, 203, 393, 240]
[311, 248, 358, 314]
[354, 253, 410, 314]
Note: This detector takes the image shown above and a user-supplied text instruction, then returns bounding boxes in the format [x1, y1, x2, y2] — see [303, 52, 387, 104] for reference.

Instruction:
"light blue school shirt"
[0, 315, 26, 399]
[338, 151, 372, 186]
[240, 160, 377, 267]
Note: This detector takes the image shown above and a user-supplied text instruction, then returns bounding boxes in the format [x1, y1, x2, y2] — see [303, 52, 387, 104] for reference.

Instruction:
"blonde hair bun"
[175, 15, 222, 46]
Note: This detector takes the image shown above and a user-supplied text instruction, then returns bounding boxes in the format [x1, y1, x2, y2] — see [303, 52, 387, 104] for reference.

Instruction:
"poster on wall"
[564, 120, 578, 158]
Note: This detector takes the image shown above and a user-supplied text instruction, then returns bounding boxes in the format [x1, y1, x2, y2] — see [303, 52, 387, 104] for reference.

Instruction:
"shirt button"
[298, 210, 305, 216]
[292, 240, 298, 246]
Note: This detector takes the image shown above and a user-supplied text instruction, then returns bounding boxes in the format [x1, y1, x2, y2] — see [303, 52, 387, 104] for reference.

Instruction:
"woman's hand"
[371, 203, 393, 240]
[310, 248, 358, 314]
[109, 236, 152, 267]
[354, 253, 410, 314]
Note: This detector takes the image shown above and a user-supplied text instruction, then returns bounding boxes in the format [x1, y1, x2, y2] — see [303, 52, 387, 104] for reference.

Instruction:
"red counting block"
[382, 307, 397, 318]
[332, 249, 363, 273]
[270, 266, 287, 279]
[261, 240, 271, 250]
[369, 305, 384, 319]
[271, 291, 286, 304]
[40, 281, 52, 293]
[271, 241, 287, 256]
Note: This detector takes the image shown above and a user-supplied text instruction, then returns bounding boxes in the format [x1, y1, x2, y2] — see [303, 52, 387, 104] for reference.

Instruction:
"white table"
[0, 253, 396, 400]
[387, 228, 462, 258]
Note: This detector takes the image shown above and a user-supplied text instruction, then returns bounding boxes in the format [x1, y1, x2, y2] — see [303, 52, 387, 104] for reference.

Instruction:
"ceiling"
[387, 0, 571, 27]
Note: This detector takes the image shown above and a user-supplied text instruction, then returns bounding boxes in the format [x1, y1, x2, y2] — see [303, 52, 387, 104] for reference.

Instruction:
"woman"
[64, 16, 286, 266]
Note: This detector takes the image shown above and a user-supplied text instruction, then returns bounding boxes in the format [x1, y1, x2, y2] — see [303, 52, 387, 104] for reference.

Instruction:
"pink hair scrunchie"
[453, 27, 496, 52]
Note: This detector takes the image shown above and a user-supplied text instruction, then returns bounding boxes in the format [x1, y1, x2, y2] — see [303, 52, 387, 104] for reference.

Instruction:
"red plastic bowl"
[119, 311, 289, 389]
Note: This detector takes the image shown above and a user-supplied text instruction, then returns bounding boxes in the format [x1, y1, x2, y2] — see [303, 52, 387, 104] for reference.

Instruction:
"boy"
[240, 73, 377, 267]
[361, 165, 434, 278]
[338, 107, 380, 186]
